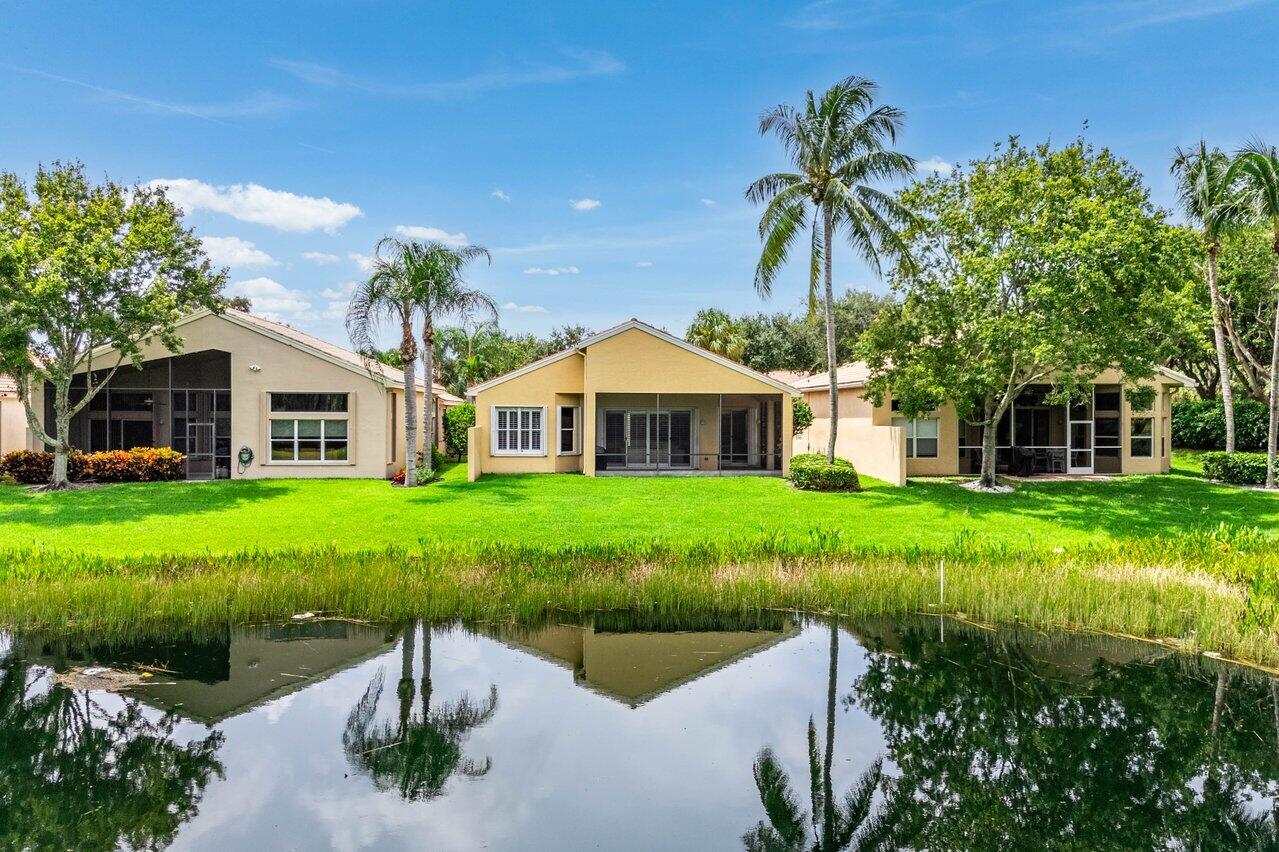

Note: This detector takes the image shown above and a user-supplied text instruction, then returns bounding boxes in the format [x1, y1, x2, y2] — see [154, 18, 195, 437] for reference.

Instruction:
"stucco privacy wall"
[0, 395, 31, 455]
[74, 312, 393, 479]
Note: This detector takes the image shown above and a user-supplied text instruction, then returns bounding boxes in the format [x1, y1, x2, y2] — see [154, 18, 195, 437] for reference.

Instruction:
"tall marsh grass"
[2, 523, 1277, 664]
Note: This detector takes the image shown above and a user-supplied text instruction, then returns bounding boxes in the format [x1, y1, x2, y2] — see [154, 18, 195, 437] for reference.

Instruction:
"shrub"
[1201, 450, 1269, 485]
[1172, 398, 1268, 450]
[0, 448, 183, 485]
[787, 452, 861, 492]
[443, 403, 475, 459]
[792, 398, 813, 436]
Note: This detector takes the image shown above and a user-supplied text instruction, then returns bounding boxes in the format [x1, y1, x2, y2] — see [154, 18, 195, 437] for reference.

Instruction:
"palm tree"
[1229, 141, 1279, 488]
[686, 308, 748, 360]
[394, 239, 494, 479]
[347, 242, 423, 487]
[747, 77, 916, 463]
[1172, 142, 1248, 455]
[343, 621, 498, 801]
[742, 622, 914, 851]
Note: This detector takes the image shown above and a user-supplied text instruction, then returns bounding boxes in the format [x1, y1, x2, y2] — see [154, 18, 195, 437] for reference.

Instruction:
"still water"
[2, 613, 1278, 851]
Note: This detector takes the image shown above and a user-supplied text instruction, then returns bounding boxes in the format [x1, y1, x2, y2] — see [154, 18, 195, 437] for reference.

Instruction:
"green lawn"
[0, 452, 1273, 556]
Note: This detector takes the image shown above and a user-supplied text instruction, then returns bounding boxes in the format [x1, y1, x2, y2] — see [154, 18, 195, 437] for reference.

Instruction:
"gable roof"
[468, 318, 799, 396]
[0, 374, 16, 397]
[792, 361, 1199, 393]
[85, 308, 461, 402]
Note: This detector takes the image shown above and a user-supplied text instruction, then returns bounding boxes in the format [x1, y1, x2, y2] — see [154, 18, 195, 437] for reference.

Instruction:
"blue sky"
[3, 0, 1277, 347]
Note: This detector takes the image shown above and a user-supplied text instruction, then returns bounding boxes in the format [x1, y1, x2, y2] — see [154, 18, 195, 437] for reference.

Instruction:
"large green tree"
[1229, 141, 1279, 489]
[860, 138, 1190, 489]
[747, 76, 916, 462]
[1171, 142, 1250, 452]
[0, 162, 224, 488]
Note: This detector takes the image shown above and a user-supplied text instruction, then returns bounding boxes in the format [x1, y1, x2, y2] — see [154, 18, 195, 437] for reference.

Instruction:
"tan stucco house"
[466, 319, 798, 480]
[788, 362, 1197, 485]
[0, 308, 461, 480]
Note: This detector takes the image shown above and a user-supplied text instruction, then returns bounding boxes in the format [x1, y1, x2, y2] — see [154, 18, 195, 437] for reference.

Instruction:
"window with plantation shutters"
[492, 406, 545, 455]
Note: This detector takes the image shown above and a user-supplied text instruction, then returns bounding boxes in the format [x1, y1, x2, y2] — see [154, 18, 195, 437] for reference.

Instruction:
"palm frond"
[750, 747, 808, 848]
[754, 198, 808, 300]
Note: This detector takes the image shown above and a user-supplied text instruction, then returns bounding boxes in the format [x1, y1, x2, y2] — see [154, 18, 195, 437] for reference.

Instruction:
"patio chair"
[1049, 448, 1066, 474]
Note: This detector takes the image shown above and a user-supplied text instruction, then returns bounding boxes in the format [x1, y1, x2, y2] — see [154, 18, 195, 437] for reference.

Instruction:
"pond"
[2, 613, 1277, 850]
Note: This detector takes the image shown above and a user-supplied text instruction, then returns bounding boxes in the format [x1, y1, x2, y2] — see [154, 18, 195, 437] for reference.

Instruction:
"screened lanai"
[53, 349, 232, 479]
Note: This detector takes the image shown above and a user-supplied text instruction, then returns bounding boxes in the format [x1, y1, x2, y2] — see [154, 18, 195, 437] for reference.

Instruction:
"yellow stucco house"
[0, 308, 461, 480]
[466, 319, 798, 480]
[788, 362, 1197, 485]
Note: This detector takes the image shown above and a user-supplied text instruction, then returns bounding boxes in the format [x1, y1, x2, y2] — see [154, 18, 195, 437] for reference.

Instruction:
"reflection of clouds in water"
[260, 691, 296, 724]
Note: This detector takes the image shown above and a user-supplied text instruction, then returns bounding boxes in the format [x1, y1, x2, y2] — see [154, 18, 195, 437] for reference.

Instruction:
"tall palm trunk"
[400, 316, 419, 488]
[420, 625, 433, 719]
[421, 320, 436, 478]
[821, 619, 838, 850]
[398, 623, 415, 733]
[1207, 245, 1237, 454]
[823, 205, 839, 464]
[1266, 229, 1279, 489]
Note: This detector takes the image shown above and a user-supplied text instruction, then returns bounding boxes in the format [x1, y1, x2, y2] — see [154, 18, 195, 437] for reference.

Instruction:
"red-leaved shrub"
[0, 447, 185, 484]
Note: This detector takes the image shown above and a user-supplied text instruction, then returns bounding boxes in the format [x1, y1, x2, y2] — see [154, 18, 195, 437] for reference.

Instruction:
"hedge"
[1171, 398, 1268, 450]
[443, 403, 475, 460]
[787, 452, 862, 492]
[1201, 450, 1270, 486]
[0, 447, 185, 485]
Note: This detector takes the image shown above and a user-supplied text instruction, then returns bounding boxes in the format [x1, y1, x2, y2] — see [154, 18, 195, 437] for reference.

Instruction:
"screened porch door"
[609, 410, 693, 469]
[1068, 420, 1094, 474]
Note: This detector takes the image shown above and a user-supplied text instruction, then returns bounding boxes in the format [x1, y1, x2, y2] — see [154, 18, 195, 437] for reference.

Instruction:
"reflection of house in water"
[21, 620, 399, 725]
[488, 613, 800, 707]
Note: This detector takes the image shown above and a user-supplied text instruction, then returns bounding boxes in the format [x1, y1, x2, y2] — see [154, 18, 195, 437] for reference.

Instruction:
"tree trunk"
[422, 321, 436, 479]
[49, 380, 73, 490]
[401, 318, 419, 488]
[397, 622, 415, 732]
[420, 625, 433, 719]
[821, 619, 838, 851]
[822, 205, 838, 464]
[1267, 259, 1279, 489]
[1207, 246, 1237, 454]
[979, 396, 1001, 490]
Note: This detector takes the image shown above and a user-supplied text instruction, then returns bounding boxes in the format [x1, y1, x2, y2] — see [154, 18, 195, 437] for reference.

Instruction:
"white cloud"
[348, 252, 374, 272]
[522, 266, 579, 276]
[569, 198, 601, 211]
[302, 251, 341, 264]
[227, 277, 311, 319]
[491, 189, 511, 202]
[148, 178, 362, 233]
[201, 236, 277, 268]
[502, 301, 549, 314]
[636, 261, 653, 268]
[320, 281, 357, 300]
[916, 156, 954, 175]
[699, 198, 717, 207]
[393, 225, 469, 246]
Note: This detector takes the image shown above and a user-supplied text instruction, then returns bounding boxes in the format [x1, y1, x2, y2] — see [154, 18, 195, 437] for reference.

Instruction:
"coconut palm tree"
[343, 621, 498, 801]
[747, 77, 916, 463]
[347, 243, 423, 486]
[1172, 142, 1249, 455]
[686, 308, 748, 360]
[404, 240, 494, 478]
[742, 622, 914, 851]
[1229, 141, 1279, 488]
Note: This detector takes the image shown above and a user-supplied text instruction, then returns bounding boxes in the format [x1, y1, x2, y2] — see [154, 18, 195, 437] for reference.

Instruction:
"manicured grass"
[0, 453, 1273, 557]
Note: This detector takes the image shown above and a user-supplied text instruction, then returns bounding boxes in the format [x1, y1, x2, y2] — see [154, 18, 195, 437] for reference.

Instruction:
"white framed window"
[557, 405, 580, 455]
[892, 416, 939, 459]
[267, 392, 350, 463]
[1130, 416, 1154, 458]
[270, 418, 349, 461]
[492, 406, 546, 456]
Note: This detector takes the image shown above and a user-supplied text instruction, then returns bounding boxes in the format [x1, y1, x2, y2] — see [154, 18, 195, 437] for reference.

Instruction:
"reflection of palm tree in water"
[343, 621, 497, 801]
[743, 621, 914, 851]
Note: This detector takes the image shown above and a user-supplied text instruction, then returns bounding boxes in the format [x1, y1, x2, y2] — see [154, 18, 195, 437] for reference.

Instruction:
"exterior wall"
[0, 396, 29, 455]
[76, 313, 393, 479]
[472, 352, 585, 475]
[797, 371, 1184, 481]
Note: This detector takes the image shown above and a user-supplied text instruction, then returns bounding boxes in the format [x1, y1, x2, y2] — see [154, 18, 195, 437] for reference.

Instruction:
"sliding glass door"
[605, 410, 694, 469]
